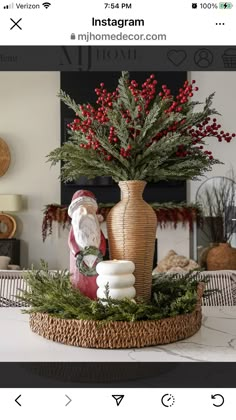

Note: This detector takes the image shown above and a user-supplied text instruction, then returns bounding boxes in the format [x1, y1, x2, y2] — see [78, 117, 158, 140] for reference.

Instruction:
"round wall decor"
[0, 138, 11, 177]
[0, 214, 16, 239]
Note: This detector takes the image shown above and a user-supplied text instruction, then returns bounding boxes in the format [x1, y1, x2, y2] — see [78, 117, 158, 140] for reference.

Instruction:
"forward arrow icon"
[65, 395, 72, 406]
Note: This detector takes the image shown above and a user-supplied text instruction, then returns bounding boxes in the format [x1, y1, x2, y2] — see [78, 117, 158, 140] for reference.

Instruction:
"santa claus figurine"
[68, 190, 106, 300]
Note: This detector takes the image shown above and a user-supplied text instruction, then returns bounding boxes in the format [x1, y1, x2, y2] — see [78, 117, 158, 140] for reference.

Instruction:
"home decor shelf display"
[48, 72, 234, 298]
[21, 265, 206, 349]
[36, 71, 234, 348]
[42, 202, 202, 242]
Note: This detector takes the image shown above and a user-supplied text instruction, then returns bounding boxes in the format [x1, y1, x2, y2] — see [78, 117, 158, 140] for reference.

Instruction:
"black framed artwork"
[60, 71, 187, 205]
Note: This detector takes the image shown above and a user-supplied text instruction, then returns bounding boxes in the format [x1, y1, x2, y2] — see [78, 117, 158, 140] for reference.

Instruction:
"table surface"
[1, 307, 236, 362]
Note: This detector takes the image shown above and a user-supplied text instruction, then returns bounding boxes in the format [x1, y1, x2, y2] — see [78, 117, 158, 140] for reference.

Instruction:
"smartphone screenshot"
[0, 1, 236, 419]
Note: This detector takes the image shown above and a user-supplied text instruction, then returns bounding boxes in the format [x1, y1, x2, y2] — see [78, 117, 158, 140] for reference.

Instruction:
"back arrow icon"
[65, 395, 72, 407]
[15, 395, 22, 406]
[211, 394, 224, 407]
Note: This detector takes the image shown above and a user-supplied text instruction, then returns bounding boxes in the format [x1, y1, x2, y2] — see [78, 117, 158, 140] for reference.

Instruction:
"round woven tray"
[29, 284, 204, 349]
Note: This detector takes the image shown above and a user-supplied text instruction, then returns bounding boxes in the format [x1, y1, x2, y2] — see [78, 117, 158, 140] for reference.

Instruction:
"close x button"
[10, 18, 22, 30]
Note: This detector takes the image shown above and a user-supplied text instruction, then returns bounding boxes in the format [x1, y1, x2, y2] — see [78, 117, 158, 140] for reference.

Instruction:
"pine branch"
[117, 71, 138, 120]
[47, 142, 128, 181]
[58, 90, 81, 114]
[19, 262, 210, 322]
[47, 73, 233, 183]
[106, 108, 130, 148]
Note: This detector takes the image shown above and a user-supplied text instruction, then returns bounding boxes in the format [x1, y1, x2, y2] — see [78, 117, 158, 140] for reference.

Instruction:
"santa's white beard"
[72, 213, 101, 268]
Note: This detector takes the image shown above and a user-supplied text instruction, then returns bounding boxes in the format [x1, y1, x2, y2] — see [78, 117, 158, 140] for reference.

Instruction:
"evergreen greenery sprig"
[47, 71, 235, 183]
[19, 262, 210, 322]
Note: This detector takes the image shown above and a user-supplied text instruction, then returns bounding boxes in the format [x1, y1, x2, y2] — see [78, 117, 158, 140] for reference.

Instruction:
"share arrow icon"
[112, 395, 125, 406]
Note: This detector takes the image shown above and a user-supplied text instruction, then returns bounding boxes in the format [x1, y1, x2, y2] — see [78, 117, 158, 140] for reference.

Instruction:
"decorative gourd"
[96, 260, 136, 300]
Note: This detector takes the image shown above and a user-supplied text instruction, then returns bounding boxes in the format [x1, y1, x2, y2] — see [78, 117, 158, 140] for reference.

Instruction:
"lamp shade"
[0, 194, 23, 212]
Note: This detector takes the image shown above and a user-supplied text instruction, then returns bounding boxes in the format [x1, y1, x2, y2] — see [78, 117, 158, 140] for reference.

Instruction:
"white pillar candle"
[96, 260, 136, 300]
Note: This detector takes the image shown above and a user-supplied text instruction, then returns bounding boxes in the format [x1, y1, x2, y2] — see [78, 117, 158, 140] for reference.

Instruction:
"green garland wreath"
[76, 246, 103, 276]
[19, 262, 217, 322]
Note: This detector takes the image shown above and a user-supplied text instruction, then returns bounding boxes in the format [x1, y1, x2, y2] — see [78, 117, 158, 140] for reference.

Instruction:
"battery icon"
[219, 2, 233, 8]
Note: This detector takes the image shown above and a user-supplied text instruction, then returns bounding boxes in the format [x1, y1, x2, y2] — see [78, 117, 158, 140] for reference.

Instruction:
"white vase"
[0, 256, 11, 270]
[96, 260, 136, 300]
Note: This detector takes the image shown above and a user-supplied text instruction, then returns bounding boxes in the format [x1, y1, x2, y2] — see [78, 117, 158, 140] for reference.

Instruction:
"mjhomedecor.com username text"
[78, 32, 167, 42]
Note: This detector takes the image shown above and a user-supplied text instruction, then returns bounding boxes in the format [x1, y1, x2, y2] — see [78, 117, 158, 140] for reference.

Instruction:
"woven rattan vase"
[106, 180, 157, 302]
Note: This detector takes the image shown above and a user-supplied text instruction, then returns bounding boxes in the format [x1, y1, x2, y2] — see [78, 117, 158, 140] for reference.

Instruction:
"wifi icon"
[42, 2, 51, 8]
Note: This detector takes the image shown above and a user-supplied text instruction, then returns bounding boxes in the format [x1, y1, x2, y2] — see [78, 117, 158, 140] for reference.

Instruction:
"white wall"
[188, 71, 236, 202]
[148, 71, 236, 261]
[0, 72, 69, 269]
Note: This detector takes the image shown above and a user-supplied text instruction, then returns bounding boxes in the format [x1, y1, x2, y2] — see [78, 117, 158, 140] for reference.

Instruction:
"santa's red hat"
[68, 190, 98, 217]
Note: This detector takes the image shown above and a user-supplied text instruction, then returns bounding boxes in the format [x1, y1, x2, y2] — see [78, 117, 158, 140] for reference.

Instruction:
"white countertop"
[1, 307, 236, 362]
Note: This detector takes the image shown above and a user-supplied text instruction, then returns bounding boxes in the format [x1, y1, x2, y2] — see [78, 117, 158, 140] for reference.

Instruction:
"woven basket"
[106, 180, 157, 302]
[207, 243, 236, 270]
[29, 284, 204, 349]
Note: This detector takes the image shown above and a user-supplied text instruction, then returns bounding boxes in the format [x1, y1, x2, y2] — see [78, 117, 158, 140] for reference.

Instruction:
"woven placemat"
[0, 138, 11, 177]
[29, 284, 204, 349]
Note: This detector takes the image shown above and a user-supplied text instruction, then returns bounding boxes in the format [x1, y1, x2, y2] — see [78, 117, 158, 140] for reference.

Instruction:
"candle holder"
[96, 260, 136, 300]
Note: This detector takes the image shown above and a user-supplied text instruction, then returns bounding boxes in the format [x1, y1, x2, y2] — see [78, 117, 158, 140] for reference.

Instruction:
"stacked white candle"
[96, 260, 136, 300]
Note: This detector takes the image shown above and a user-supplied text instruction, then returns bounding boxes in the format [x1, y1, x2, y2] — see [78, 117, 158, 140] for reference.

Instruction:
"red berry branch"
[48, 71, 236, 183]
[67, 74, 235, 164]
